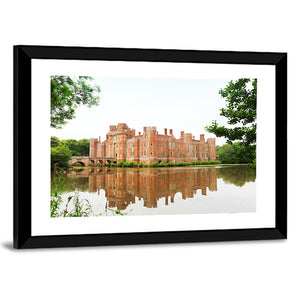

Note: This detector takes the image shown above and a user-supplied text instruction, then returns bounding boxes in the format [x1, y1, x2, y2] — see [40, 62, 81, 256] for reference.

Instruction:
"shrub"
[149, 162, 160, 167]
[158, 162, 167, 167]
[117, 161, 126, 167]
[51, 144, 72, 170]
[127, 161, 137, 168]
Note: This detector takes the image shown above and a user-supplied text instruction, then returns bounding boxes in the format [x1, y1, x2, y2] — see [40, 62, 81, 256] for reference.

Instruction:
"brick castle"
[89, 123, 216, 164]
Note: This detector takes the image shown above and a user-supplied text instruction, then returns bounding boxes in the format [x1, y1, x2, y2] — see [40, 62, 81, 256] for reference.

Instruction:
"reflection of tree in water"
[51, 173, 90, 192]
[217, 166, 256, 187]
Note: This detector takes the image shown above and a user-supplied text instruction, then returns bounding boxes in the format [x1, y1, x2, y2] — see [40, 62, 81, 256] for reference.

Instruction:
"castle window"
[178, 144, 180, 150]
[144, 143, 146, 147]
[163, 143, 165, 148]
[187, 145, 189, 153]
[116, 154, 117, 157]
[170, 152, 172, 155]
[202, 147, 204, 151]
[144, 151, 146, 155]
[132, 144, 134, 147]
[151, 152, 153, 155]
[151, 143, 152, 146]
[206, 153, 208, 158]
[202, 153, 204, 158]
[169, 142, 175, 148]
[163, 151, 166, 156]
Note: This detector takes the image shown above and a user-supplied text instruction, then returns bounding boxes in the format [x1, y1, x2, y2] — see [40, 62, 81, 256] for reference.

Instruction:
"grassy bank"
[72, 160, 224, 169]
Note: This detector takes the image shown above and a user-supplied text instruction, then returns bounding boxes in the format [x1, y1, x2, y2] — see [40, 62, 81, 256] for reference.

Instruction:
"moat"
[54, 165, 256, 216]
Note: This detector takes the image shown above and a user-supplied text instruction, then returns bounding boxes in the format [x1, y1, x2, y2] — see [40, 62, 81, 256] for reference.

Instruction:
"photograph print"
[50, 75, 257, 219]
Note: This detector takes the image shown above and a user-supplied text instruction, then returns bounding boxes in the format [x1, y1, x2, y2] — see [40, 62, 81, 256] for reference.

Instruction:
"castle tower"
[146, 126, 157, 164]
[116, 123, 128, 162]
[89, 138, 98, 157]
[184, 133, 193, 161]
[207, 138, 216, 161]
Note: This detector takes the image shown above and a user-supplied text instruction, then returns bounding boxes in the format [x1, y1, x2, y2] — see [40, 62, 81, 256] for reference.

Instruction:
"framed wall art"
[14, 45, 287, 249]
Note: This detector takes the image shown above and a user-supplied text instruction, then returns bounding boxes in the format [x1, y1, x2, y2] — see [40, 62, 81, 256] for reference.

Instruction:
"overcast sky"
[50, 77, 235, 146]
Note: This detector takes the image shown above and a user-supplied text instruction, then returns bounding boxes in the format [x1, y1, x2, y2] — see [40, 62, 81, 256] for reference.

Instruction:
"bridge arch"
[71, 161, 85, 167]
[97, 160, 104, 166]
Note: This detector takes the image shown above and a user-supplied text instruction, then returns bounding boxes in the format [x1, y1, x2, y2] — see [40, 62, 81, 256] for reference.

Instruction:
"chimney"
[169, 129, 173, 135]
[181, 131, 184, 138]
[164, 128, 167, 135]
[132, 129, 136, 136]
[138, 132, 141, 135]
[200, 134, 205, 142]
[143, 127, 146, 133]
[192, 135, 195, 140]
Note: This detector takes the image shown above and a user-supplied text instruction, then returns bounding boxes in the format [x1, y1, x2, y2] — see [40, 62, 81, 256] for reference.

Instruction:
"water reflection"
[66, 167, 217, 210]
[61, 166, 255, 214]
[217, 166, 256, 187]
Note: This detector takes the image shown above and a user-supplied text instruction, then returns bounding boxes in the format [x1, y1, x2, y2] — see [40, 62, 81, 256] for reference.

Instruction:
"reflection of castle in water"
[68, 168, 217, 210]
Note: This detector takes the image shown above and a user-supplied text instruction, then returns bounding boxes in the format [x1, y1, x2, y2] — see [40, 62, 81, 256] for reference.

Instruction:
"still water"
[57, 165, 256, 216]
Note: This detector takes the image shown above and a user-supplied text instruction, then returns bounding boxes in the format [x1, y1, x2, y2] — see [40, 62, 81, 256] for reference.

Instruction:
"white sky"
[50, 77, 234, 146]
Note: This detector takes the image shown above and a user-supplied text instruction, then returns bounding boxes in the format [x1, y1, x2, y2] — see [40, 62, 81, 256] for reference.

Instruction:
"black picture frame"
[13, 45, 287, 249]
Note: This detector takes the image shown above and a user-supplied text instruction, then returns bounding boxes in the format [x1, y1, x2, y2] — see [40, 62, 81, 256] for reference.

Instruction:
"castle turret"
[89, 138, 98, 157]
[146, 126, 157, 164]
[207, 138, 216, 160]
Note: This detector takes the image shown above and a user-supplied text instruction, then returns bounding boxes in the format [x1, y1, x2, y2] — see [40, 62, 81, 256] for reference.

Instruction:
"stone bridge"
[69, 156, 117, 167]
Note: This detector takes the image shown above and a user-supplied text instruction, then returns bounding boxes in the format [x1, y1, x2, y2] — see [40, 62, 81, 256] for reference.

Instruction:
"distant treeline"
[216, 143, 255, 164]
[51, 136, 90, 156]
[51, 136, 89, 169]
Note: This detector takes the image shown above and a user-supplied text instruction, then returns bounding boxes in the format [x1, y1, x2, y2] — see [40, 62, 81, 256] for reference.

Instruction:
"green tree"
[51, 76, 100, 129]
[78, 139, 90, 156]
[51, 136, 60, 148]
[232, 143, 256, 164]
[216, 143, 255, 164]
[217, 144, 238, 164]
[51, 144, 72, 170]
[205, 78, 257, 146]
[60, 139, 81, 156]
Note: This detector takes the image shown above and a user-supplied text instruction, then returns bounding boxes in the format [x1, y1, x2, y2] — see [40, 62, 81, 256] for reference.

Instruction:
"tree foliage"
[216, 143, 255, 164]
[51, 136, 90, 157]
[205, 78, 257, 146]
[51, 144, 72, 170]
[51, 76, 100, 129]
[51, 136, 60, 148]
